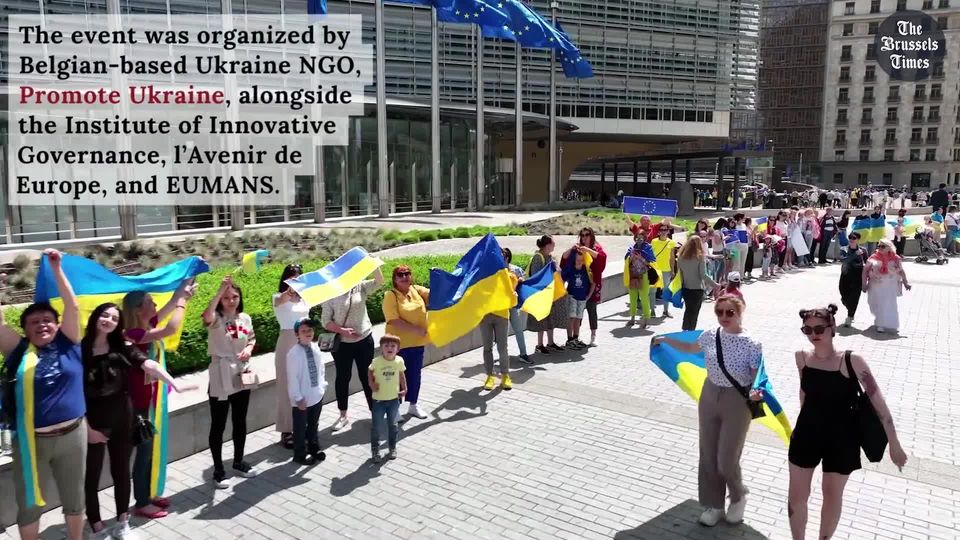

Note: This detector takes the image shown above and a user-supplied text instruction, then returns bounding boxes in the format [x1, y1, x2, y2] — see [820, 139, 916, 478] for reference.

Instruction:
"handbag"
[130, 413, 156, 447]
[318, 289, 355, 353]
[714, 330, 766, 419]
[844, 351, 887, 462]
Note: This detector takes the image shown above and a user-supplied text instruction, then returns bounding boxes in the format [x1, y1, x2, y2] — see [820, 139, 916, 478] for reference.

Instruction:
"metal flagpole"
[514, 42, 523, 207]
[431, 7, 442, 213]
[475, 26, 485, 210]
[376, 0, 389, 217]
[548, 1, 558, 204]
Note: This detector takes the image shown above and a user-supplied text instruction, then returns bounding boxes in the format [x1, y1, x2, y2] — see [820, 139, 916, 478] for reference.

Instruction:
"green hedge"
[3, 253, 531, 376]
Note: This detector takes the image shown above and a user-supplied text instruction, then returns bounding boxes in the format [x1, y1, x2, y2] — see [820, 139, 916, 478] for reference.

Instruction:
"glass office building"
[1, 0, 757, 244]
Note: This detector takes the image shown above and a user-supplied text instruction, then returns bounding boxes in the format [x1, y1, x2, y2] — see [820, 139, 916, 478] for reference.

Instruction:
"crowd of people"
[2, 185, 948, 539]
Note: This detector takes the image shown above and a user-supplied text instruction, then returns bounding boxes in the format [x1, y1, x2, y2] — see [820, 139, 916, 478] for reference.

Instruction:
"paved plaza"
[6, 259, 959, 540]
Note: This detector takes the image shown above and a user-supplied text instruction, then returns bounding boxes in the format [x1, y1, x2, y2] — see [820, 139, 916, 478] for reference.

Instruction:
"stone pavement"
[6, 259, 959, 539]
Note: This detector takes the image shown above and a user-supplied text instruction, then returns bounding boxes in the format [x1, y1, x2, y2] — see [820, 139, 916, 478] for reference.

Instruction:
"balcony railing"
[927, 137, 939, 144]
[884, 138, 897, 145]
[837, 118, 848, 125]
[914, 94, 927, 101]
[865, 74, 876, 82]
[886, 116, 898, 124]
[929, 116, 941, 123]
[888, 95, 900, 103]
[839, 96, 850, 104]
[835, 139, 847, 147]
[839, 74, 851, 82]
[859, 138, 873, 146]
[910, 137, 924, 145]
[930, 93, 943, 101]
[912, 115, 924, 123]
[862, 117, 874, 125]
[863, 96, 875, 104]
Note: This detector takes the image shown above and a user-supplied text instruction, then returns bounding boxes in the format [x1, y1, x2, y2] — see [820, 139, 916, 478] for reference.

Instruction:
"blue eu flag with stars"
[622, 196, 679, 218]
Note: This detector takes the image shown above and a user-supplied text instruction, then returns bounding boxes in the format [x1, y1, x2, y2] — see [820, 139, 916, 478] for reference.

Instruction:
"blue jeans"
[291, 402, 322, 459]
[371, 399, 400, 452]
[399, 346, 424, 403]
[508, 308, 528, 356]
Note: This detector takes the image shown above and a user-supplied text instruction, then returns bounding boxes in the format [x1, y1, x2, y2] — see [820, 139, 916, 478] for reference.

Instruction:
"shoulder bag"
[130, 413, 156, 447]
[318, 289, 355, 353]
[844, 351, 887, 462]
[715, 329, 766, 419]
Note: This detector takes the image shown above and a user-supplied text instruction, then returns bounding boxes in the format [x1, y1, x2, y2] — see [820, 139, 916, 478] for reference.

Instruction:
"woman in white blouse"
[202, 276, 258, 489]
[273, 264, 310, 449]
[652, 295, 763, 528]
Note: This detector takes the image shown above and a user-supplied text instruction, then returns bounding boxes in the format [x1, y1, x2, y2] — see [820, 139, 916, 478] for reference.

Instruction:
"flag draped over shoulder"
[285, 247, 383, 307]
[34, 255, 209, 352]
[650, 330, 792, 445]
[518, 260, 566, 321]
[427, 234, 517, 346]
[622, 243, 658, 288]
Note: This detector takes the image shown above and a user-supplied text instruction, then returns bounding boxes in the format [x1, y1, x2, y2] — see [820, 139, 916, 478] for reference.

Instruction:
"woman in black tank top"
[786, 304, 907, 540]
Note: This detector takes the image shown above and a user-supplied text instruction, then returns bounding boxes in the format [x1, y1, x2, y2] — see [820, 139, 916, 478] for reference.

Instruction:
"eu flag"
[308, 0, 327, 14]
[622, 196, 679, 217]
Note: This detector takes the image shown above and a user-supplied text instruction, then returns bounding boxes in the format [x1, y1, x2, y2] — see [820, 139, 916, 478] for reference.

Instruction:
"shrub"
[11, 254, 32, 273]
[417, 230, 438, 242]
[398, 232, 420, 244]
[453, 227, 471, 238]
[381, 230, 401, 241]
[436, 229, 453, 240]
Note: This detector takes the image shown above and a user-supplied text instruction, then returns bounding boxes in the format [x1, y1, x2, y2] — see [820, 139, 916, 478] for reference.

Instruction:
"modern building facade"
[818, 0, 960, 189]
[1, 0, 757, 244]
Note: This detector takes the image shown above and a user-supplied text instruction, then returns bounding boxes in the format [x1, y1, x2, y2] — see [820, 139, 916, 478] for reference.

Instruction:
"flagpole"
[548, 1, 558, 204]
[475, 26, 485, 210]
[375, 0, 389, 217]
[514, 42, 523, 207]
[431, 7, 441, 214]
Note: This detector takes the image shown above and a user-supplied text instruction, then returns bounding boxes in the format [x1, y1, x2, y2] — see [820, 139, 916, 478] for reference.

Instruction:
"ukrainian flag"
[240, 249, 269, 273]
[622, 243, 658, 288]
[285, 247, 383, 307]
[850, 216, 886, 243]
[427, 234, 518, 347]
[650, 330, 792, 445]
[34, 254, 209, 351]
[753, 216, 768, 235]
[887, 216, 924, 237]
[518, 260, 567, 321]
[661, 273, 684, 309]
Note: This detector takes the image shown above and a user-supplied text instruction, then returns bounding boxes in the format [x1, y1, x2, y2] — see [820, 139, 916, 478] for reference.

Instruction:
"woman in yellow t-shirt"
[381, 265, 431, 420]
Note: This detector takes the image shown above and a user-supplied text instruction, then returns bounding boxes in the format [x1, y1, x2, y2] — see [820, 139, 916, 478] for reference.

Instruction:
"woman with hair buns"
[652, 294, 762, 527]
[787, 304, 907, 540]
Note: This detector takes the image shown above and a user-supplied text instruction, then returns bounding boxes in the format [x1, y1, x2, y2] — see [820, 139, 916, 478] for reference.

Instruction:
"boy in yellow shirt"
[367, 334, 407, 463]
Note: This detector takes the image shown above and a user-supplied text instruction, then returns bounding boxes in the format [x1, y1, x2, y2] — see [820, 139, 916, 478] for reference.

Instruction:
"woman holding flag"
[273, 264, 309, 447]
[382, 266, 431, 420]
[651, 295, 763, 527]
[122, 280, 196, 518]
[787, 304, 907, 540]
[526, 236, 567, 355]
[0, 249, 86, 540]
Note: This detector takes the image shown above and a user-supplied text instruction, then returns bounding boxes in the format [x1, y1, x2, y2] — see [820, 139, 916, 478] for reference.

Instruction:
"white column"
[475, 26, 485, 210]
[514, 43, 523, 207]
[431, 8, 442, 213]
[548, 1, 559, 204]
[375, 0, 389, 217]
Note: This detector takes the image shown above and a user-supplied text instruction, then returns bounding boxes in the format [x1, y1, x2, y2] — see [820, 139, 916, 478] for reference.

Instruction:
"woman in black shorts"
[787, 304, 908, 540]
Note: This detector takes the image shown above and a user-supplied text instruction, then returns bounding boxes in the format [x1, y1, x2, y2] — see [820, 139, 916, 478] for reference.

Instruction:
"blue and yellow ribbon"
[14, 344, 45, 508]
[148, 341, 169, 498]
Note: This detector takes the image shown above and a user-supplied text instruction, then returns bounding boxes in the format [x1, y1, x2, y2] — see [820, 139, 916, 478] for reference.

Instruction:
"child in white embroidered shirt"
[286, 318, 328, 465]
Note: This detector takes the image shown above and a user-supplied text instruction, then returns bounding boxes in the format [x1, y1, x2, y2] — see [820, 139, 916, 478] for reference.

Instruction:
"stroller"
[914, 231, 949, 265]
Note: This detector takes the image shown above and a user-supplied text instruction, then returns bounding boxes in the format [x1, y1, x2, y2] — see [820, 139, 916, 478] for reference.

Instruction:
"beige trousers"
[274, 330, 297, 433]
[698, 379, 752, 509]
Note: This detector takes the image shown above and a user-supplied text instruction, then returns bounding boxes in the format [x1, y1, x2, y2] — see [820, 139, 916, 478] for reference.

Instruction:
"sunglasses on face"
[714, 308, 736, 318]
[396, 271, 412, 278]
[801, 325, 830, 335]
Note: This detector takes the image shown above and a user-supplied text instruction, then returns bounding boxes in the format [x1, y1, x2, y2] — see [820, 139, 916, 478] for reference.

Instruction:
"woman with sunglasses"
[862, 239, 911, 334]
[652, 295, 762, 527]
[273, 264, 310, 447]
[788, 305, 907, 540]
[382, 265, 431, 419]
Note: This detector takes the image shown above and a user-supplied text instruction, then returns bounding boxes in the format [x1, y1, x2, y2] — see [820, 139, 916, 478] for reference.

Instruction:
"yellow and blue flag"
[661, 273, 684, 309]
[427, 234, 518, 347]
[887, 216, 924, 237]
[850, 216, 886, 243]
[753, 216, 769, 234]
[517, 261, 567, 321]
[650, 330, 792, 445]
[34, 254, 208, 351]
[285, 247, 383, 307]
[240, 249, 269, 273]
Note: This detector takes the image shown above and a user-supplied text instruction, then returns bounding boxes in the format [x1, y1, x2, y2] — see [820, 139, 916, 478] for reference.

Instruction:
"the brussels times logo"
[876, 10, 946, 81]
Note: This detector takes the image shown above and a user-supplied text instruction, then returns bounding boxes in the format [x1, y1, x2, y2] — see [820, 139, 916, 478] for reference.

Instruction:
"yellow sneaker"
[483, 375, 496, 391]
[500, 374, 513, 390]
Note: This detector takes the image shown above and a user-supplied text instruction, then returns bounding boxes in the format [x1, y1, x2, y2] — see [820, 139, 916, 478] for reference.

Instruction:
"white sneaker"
[843, 317, 853, 327]
[407, 403, 427, 419]
[699, 508, 725, 527]
[725, 496, 746, 524]
[111, 521, 138, 540]
[332, 416, 349, 432]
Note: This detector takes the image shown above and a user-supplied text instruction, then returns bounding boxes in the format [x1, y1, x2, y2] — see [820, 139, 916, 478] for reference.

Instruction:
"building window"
[834, 173, 844, 184]
[841, 45, 852, 62]
[931, 84, 942, 100]
[915, 84, 926, 100]
[911, 173, 931, 188]
[928, 127, 939, 143]
[845, 2, 855, 15]
[939, 0, 950, 8]
[840, 66, 851, 82]
[862, 108, 873, 123]
[836, 150, 846, 160]
[887, 107, 899, 122]
[858, 173, 869, 185]
[897, 0, 907, 10]
[910, 149, 921, 161]
[924, 0, 934, 8]
[954, 148, 960, 161]
[860, 149, 870, 161]
[869, 21, 879, 35]
[860, 129, 872, 144]
[836, 129, 847, 144]
[926, 149, 937, 161]
[884, 149, 895, 161]
[888, 86, 900, 102]
[839, 88, 850, 103]
[932, 62, 945, 79]
[913, 107, 925, 122]
[937, 16, 948, 30]
[863, 87, 875, 103]
[912, 127, 923, 143]
[843, 23, 854, 36]
[885, 128, 897, 142]
[865, 65, 876, 82]
[883, 173, 893, 185]
[930, 106, 941, 122]
[838, 109, 848, 123]
[866, 44, 877, 60]
[871, 0, 881, 12]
